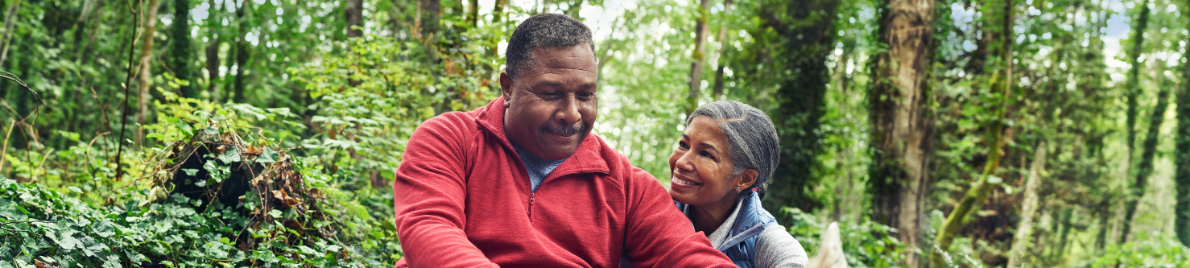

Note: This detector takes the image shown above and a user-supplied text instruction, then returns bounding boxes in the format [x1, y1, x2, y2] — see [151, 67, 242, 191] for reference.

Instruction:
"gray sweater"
[702, 198, 809, 268]
[619, 199, 810, 268]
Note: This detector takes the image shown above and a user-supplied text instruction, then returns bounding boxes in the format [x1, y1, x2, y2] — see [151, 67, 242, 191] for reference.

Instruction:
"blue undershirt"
[512, 144, 568, 192]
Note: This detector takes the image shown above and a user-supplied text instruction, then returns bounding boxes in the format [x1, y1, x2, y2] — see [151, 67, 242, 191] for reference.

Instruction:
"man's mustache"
[542, 122, 587, 135]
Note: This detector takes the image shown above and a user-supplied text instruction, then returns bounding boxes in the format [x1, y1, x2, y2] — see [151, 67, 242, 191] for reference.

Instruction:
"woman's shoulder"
[755, 225, 809, 268]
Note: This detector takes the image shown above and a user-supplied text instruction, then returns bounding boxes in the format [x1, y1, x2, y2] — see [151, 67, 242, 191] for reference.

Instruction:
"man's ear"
[738, 169, 759, 190]
[500, 72, 513, 106]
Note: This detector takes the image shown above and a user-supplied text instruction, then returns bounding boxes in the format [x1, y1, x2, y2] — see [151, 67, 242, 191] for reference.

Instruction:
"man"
[392, 14, 735, 267]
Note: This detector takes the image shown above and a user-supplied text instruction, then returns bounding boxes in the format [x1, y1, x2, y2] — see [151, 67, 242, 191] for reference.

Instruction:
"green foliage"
[782, 207, 904, 268]
[0, 174, 371, 267]
[1092, 234, 1190, 267]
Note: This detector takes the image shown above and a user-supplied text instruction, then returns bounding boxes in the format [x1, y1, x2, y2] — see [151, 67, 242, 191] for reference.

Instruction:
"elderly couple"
[393, 13, 809, 268]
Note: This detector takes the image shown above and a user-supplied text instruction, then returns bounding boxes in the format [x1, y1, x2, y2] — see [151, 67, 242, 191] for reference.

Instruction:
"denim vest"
[677, 191, 777, 268]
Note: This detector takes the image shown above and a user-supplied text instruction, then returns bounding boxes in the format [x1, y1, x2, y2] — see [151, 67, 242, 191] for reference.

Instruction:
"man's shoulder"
[585, 134, 659, 185]
[414, 107, 488, 138]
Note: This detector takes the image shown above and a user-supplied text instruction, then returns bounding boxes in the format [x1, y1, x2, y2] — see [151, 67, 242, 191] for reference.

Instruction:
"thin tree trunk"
[1121, 58, 1171, 243]
[231, 0, 249, 103]
[0, 0, 21, 67]
[1124, 0, 1150, 158]
[346, 0, 363, 38]
[710, 0, 733, 100]
[172, 0, 193, 98]
[137, 0, 162, 144]
[1007, 141, 1047, 268]
[467, 0, 478, 27]
[867, 0, 937, 266]
[420, 0, 440, 39]
[685, 0, 712, 114]
[1176, 13, 1190, 245]
[760, 0, 838, 216]
[931, 0, 1012, 266]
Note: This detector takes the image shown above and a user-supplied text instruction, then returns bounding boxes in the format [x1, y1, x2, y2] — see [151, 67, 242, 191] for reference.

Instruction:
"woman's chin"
[668, 190, 698, 204]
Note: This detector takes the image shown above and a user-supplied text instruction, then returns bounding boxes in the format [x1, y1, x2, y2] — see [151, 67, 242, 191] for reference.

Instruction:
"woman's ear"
[738, 168, 759, 190]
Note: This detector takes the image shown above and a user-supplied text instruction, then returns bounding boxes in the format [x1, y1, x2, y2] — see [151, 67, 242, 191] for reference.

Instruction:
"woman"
[668, 100, 808, 268]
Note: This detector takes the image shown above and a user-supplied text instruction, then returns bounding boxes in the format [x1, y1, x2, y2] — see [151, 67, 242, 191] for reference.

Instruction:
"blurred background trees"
[2, 0, 1190, 266]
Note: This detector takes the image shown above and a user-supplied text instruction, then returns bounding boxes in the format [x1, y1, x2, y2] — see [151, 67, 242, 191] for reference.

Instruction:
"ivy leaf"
[269, 209, 282, 218]
[256, 147, 279, 164]
[218, 147, 241, 163]
[181, 168, 199, 176]
[93, 220, 116, 238]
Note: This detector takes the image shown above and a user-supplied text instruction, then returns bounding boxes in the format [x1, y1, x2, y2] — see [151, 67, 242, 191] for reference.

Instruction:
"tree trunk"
[172, 0, 194, 98]
[137, 0, 163, 144]
[1176, 16, 1190, 245]
[467, 0, 478, 27]
[1121, 58, 1171, 243]
[931, 0, 1012, 266]
[231, 0, 249, 103]
[867, 0, 936, 266]
[685, 0, 712, 114]
[1007, 141, 1047, 268]
[758, 0, 838, 218]
[419, 0, 440, 39]
[0, 0, 21, 67]
[1124, 0, 1150, 159]
[346, 0, 363, 38]
[710, 0, 733, 101]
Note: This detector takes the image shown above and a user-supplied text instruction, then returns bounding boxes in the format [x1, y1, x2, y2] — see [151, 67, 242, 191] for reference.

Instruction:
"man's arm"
[623, 168, 736, 268]
[393, 115, 497, 268]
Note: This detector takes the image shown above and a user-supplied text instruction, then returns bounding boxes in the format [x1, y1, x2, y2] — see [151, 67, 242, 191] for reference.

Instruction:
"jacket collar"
[474, 97, 610, 177]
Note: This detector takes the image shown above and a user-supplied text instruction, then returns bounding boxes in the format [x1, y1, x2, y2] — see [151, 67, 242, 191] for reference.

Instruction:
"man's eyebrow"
[579, 82, 597, 89]
[533, 81, 566, 88]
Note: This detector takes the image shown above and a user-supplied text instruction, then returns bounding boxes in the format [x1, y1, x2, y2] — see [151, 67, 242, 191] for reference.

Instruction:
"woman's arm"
[755, 225, 810, 268]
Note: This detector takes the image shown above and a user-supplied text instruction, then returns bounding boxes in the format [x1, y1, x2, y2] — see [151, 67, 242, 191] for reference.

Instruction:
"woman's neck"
[690, 194, 740, 233]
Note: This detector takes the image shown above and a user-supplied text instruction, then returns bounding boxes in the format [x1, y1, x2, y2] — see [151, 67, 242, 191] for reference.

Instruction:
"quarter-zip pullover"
[393, 97, 735, 268]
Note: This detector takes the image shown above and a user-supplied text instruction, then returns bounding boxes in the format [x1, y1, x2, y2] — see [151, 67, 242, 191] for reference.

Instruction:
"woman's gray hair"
[685, 100, 780, 198]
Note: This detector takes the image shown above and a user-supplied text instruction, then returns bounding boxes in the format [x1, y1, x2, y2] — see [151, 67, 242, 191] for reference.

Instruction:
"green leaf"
[218, 147, 242, 163]
[182, 168, 200, 176]
[269, 209, 282, 218]
[93, 220, 116, 237]
[257, 147, 279, 163]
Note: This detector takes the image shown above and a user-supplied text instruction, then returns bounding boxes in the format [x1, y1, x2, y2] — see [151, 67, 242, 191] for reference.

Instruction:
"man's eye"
[577, 92, 595, 100]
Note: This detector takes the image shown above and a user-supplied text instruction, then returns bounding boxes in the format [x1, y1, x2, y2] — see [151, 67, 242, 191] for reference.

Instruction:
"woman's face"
[668, 116, 746, 206]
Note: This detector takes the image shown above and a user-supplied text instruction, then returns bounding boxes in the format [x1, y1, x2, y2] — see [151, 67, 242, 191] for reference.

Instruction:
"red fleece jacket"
[392, 98, 734, 267]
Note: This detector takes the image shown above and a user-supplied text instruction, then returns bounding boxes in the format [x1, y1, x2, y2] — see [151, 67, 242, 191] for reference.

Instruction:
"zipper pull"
[529, 192, 535, 203]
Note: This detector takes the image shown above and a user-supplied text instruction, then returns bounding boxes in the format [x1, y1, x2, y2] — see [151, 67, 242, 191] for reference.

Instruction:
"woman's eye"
[678, 141, 689, 149]
[700, 151, 715, 160]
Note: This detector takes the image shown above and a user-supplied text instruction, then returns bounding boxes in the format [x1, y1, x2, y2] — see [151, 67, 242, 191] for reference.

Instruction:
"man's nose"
[555, 94, 581, 125]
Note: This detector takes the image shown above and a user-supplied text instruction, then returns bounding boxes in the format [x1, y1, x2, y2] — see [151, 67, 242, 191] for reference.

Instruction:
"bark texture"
[931, 0, 1012, 266]
[760, 0, 838, 216]
[231, 0, 250, 103]
[346, 0, 363, 38]
[685, 0, 712, 114]
[137, 0, 163, 143]
[1007, 142, 1047, 268]
[1176, 28, 1190, 246]
[172, 0, 194, 97]
[1121, 60, 1170, 243]
[711, 0, 734, 100]
[867, 0, 936, 266]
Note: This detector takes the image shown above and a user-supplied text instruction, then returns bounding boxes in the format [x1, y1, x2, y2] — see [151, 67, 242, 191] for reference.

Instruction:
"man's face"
[500, 45, 598, 161]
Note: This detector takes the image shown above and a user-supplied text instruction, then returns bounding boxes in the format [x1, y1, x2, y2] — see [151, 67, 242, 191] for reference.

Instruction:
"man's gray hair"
[686, 101, 780, 198]
[505, 13, 597, 79]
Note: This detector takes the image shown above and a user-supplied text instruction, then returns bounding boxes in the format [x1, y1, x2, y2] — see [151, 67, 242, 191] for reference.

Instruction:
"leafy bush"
[781, 207, 905, 268]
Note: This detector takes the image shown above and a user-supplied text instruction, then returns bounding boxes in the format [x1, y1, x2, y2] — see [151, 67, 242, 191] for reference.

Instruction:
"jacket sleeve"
[622, 167, 736, 268]
[393, 114, 498, 268]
